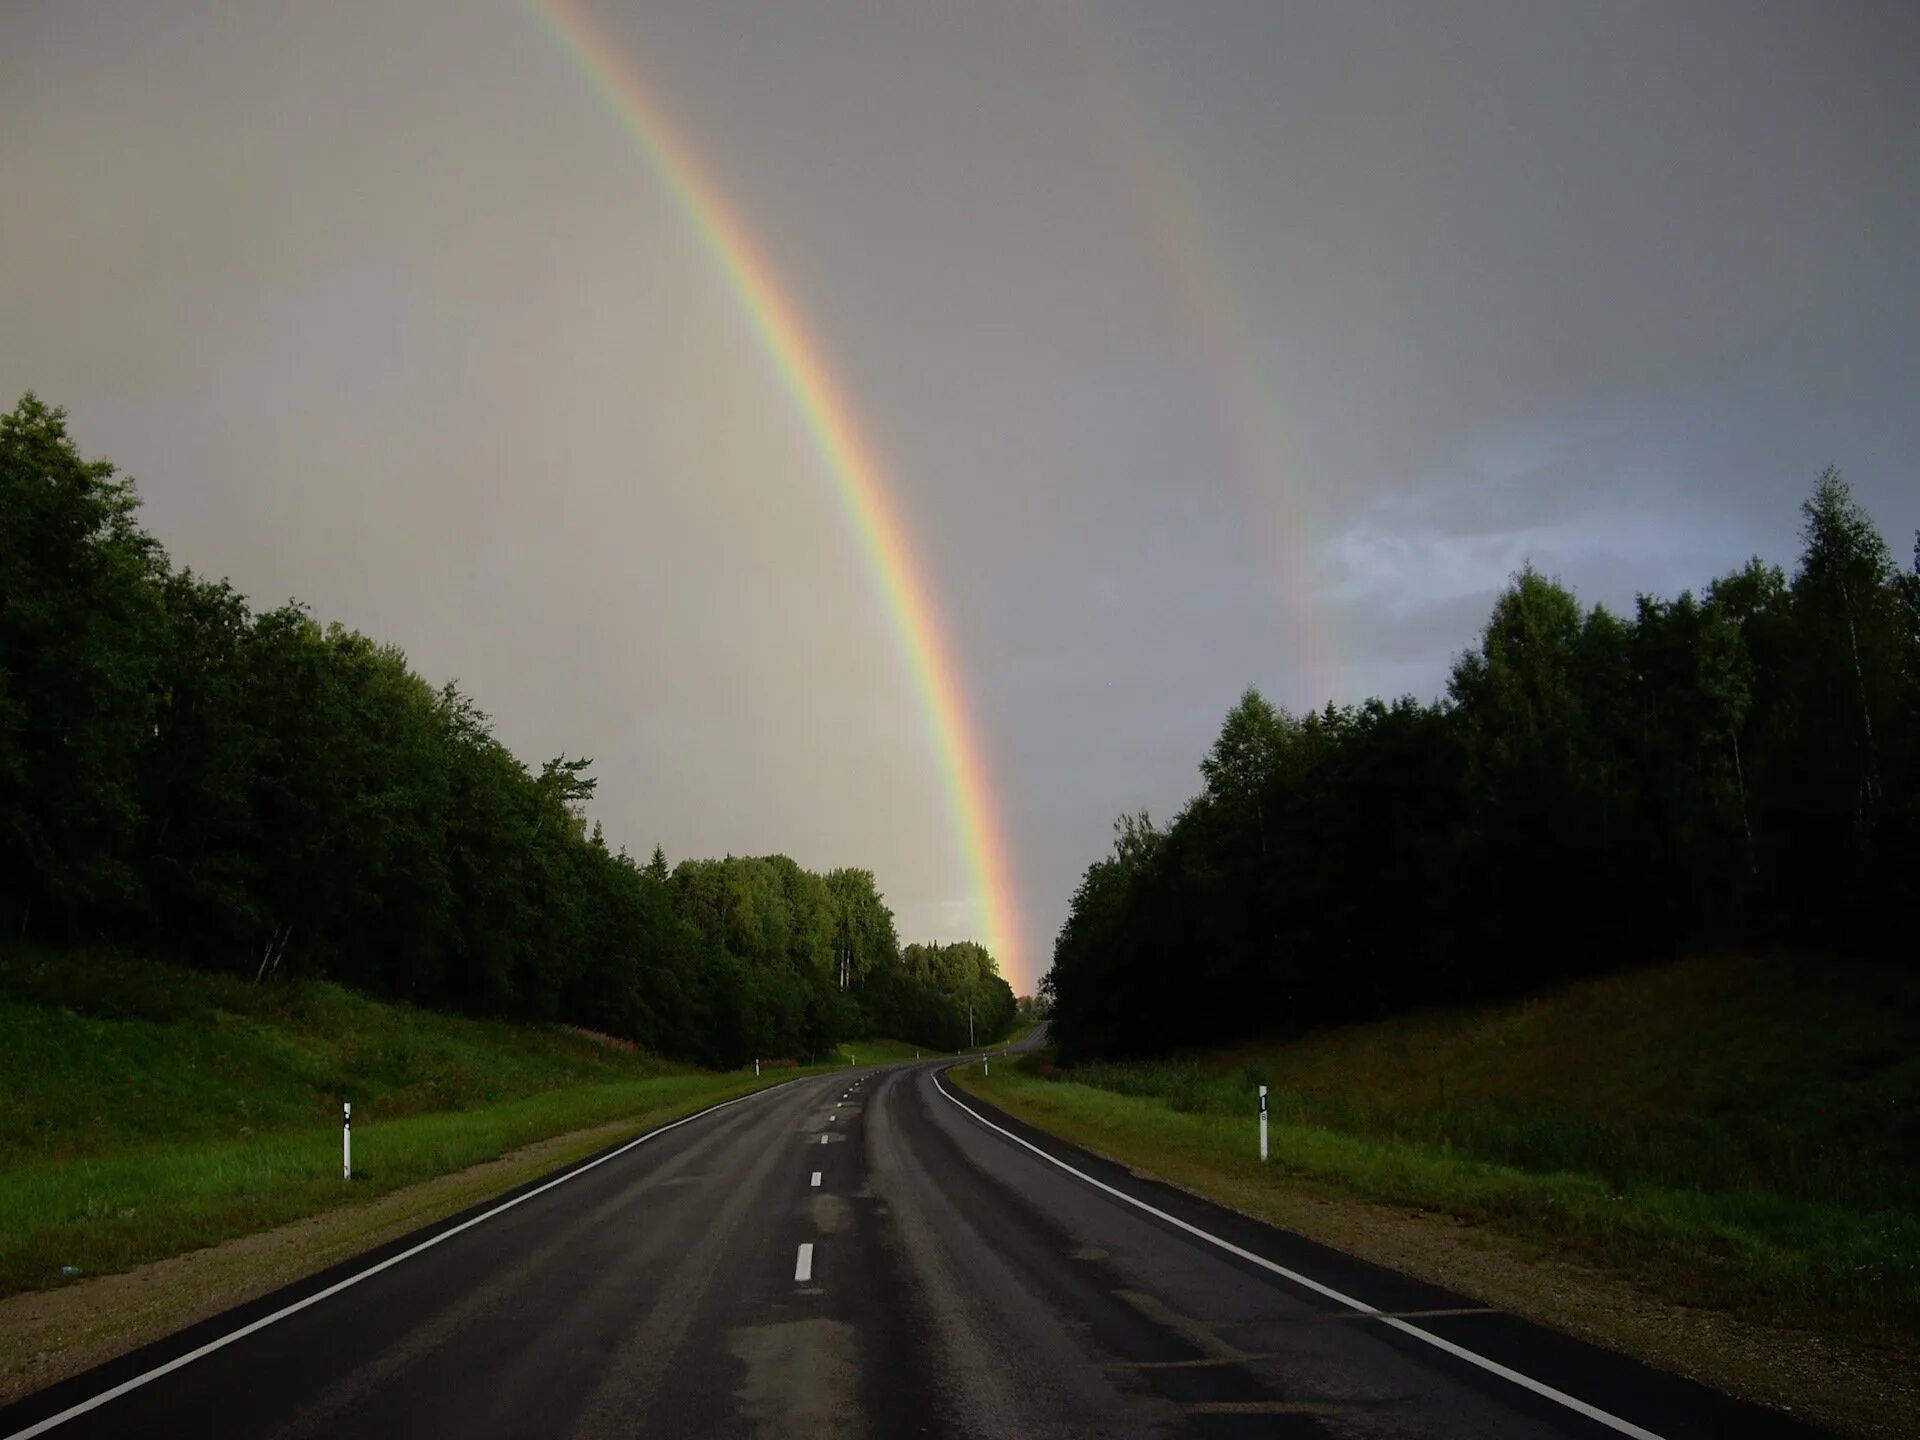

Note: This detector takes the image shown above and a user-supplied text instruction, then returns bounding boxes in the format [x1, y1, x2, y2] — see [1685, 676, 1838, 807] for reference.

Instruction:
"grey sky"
[5, 0, 1916, 993]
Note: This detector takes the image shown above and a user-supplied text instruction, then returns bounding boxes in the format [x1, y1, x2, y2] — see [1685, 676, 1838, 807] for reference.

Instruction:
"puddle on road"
[1114, 1288, 1249, 1364]
[728, 1318, 860, 1440]
[808, 1192, 849, 1234]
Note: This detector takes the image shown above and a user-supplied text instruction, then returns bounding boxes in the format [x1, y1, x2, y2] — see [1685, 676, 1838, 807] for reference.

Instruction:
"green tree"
[138, 570, 261, 948]
[1199, 687, 1290, 861]
[826, 867, 897, 989]
[0, 395, 165, 932]
[1783, 469, 1906, 942]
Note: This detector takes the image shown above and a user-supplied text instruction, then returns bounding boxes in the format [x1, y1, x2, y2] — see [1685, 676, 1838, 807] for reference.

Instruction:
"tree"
[1782, 469, 1905, 944]
[0, 391, 1010, 1064]
[1199, 688, 1290, 861]
[1793, 469, 1897, 805]
[1049, 468, 1916, 1061]
[1447, 567, 1612, 981]
[0, 396, 165, 933]
[138, 570, 261, 949]
[826, 867, 897, 990]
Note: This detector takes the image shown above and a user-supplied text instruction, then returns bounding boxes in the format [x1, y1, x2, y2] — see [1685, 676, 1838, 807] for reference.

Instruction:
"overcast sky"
[5, 0, 1916, 992]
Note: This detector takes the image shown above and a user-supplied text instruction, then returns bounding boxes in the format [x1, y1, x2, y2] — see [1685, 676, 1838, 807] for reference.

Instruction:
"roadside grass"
[833, 1038, 927, 1065]
[833, 1034, 1026, 1066]
[954, 954, 1920, 1338]
[0, 947, 842, 1297]
[0, 947, 693, 1166]
[0, 1073, 804, 1296]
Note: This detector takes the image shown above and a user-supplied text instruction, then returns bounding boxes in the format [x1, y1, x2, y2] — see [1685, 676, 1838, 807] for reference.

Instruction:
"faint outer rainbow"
[526, 0, 1025, 988]
[1051, 3, 1339, 702]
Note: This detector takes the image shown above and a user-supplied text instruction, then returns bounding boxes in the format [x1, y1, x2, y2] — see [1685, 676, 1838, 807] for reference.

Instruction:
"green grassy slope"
[0, 948, 823, 1296]
[832, 1037, 929, 1065]
[959, 954, 1919, 1336]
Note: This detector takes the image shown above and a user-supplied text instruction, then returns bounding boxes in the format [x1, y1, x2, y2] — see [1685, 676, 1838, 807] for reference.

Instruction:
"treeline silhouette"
[0, 395, 1013, 1064]
[1047, 469, 1917, 1061]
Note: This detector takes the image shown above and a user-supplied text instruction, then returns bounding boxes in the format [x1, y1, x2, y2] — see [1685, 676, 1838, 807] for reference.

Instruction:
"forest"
[0, 395, 1014, 1065]
[1047, 468, 1918, 1061]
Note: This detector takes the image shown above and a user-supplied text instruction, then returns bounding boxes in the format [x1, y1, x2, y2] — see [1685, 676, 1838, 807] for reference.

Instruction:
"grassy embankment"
[833, 1037, 928, 1065]
[836, 1031, 1030, 1066]
[955, 954, 1919, 1340]
[0, 947, 855, 1298]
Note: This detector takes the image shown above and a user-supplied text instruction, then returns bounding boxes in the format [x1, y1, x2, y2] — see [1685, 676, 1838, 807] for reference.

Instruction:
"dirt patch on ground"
[0, 1109, 675, 1407]
[979, 1106, 1917, 1440]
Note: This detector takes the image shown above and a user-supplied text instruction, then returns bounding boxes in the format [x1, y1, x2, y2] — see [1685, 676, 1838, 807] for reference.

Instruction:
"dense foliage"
[0, 395, 1011, 1063]
[1048, 469, 1918, 1060]
[856, 941, 1016, 1052]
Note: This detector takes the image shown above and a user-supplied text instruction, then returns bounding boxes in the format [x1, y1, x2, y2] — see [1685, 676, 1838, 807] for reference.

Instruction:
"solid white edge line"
[930, 1072, 1667, 1440]
[4, 1076, 815, 1440]
[794, 1242, 815, 1283]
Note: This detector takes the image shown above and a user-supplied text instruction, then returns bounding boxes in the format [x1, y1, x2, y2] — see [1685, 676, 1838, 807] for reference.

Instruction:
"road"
[2, 1044, 1829, 1439]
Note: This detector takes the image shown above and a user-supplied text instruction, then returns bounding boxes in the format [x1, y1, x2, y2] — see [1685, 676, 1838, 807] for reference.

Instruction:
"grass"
[955, 954, 1920, 1338]
[0, 947, 842, 1298]
[832, 1037, 929, 1065]
[832, 1032, 1029, 1066]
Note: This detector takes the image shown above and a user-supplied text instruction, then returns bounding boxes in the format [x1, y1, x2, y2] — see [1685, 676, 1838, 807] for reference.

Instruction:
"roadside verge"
[949, 1060, 1916, 1440]
[0, 1071, 817, 1408]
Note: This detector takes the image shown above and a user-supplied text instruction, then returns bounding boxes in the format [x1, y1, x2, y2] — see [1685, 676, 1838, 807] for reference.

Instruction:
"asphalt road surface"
[2, 1042, 1832, 1439]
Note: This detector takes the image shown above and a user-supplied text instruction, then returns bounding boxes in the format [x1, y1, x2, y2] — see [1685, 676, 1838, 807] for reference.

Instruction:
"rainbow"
[1053, 6, 1339, 702]
[525, 0, 1026, 989]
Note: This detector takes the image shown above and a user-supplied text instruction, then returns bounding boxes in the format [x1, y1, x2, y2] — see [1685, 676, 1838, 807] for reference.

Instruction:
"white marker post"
[343, 1102, 352, 1181]
[984, 1057, 990, 1076]
[1257, 1086, 1268, 1162]
[754, 1058, 760, 1077]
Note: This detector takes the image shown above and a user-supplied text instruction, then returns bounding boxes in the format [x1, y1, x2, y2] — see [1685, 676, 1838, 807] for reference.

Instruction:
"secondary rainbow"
[1054, 5, 1340, 702]
[526, 0, 1025, 988]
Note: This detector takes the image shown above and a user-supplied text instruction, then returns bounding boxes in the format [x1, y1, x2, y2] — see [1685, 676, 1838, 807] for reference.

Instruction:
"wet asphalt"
[1, 1031, 1836, 1439]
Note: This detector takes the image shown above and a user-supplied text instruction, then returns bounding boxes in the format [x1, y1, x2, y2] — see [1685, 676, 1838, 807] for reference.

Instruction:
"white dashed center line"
[820, 1135, 829, 1145]
[811, 1171, 822, 1187]
[794, 1243, 814, 1283]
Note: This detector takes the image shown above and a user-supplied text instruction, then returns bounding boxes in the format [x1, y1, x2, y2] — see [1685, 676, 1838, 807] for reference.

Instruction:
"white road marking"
[811, 1171, 822, 1187]
[931, 1073, 1667, 1440]
[794, 1243, 815, 1282]
[4, 1080, 809, 1440]
[820, 1135, 829, 1145]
